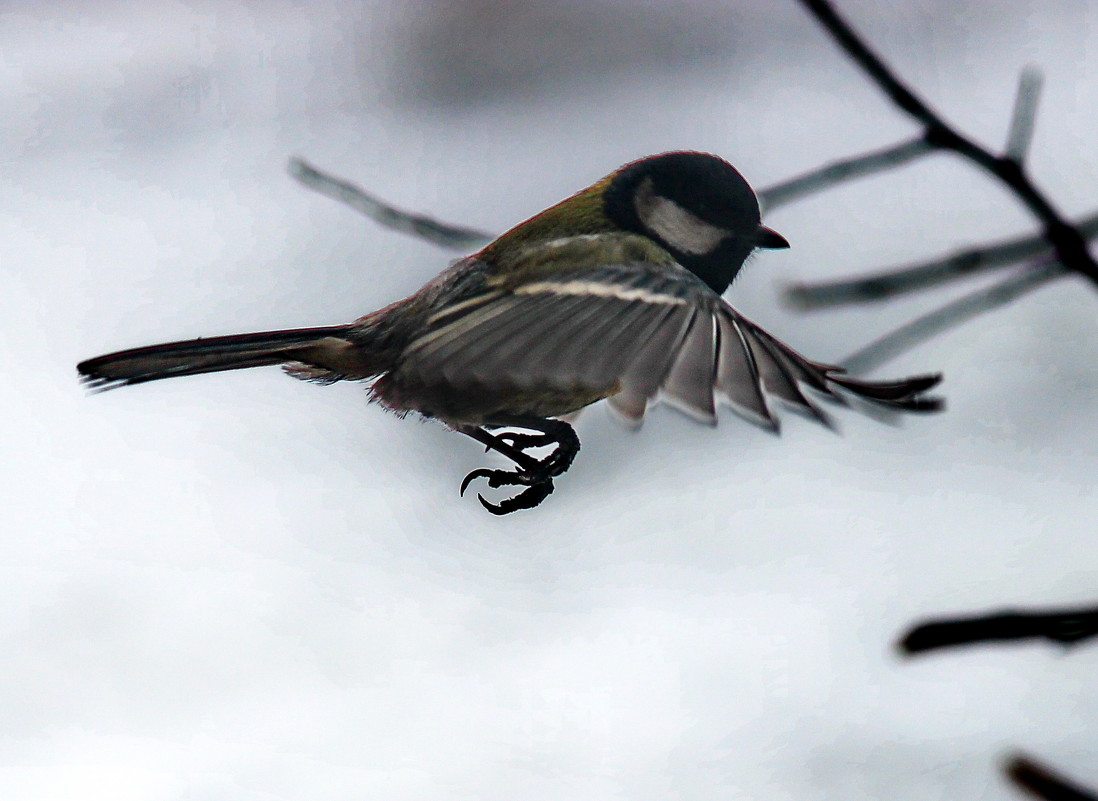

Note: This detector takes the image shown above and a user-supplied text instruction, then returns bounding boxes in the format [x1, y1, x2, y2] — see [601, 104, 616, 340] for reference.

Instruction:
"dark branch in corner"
[1006, 753, 1098, 801]
[794, 0, 1098, 288]
[898, 604, 1098, 656]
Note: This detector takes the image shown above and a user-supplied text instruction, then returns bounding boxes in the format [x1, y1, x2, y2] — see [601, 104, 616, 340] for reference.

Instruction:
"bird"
[78, 151, 943, 514]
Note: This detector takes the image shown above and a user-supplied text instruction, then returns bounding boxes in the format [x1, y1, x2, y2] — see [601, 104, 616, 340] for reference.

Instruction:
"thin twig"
[786, 211, 1098, 310]
[898, 603, 1098, 656]
[759, 136, 933, 212]
[288, 157, 494, 251]
[841, 260, 1063, 373]
[293, 136, 936, 253]
[1005, 67, 1044, 164]
[294, 140, 938, 252]
[796, 0, 1098, 287]
[1006, 753, 1098, 801]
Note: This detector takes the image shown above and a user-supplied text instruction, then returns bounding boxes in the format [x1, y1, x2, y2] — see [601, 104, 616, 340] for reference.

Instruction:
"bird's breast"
[371, 372, 616, 426]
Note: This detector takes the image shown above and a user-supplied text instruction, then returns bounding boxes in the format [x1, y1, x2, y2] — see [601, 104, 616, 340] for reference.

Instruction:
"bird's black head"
[603, 151, 788, 295]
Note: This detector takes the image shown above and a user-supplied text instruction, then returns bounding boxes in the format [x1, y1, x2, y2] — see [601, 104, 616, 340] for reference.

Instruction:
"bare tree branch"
[795, 0, 1098, 287]
[1006, 753, 1098, 801]
[291, 135, 936, 254]
[287, 7, 1093, 373]
[1005, 67, 1044, 164]
[898, 603, 1098, 656]
[782, 68, 1055, 313]
[293, 137, 938, 254]
[759, 136, 933, 212]
[840, 260, 1062, 373]
[762, 68, 1041, 215]
[786, 212, 1098, 310]
[288, 157, 494, 251]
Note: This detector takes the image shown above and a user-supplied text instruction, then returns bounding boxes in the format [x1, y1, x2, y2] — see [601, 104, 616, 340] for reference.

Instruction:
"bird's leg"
[491, 415, 580, 478]
[456, 417, 581, 515]
[458, 426, 555, 514]
[494, 431, 556, 451]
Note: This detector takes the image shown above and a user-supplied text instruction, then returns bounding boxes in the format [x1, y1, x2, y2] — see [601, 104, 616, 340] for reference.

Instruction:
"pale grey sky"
[3, 2, 1097, 799]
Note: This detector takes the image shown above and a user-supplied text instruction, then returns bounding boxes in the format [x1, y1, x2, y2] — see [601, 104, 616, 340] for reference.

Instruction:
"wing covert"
[401, 255, 712, 403]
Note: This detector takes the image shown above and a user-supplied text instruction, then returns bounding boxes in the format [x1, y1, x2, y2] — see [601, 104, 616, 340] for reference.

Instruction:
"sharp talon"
[460, 468, 494, 496]
[472, 480, 554, 515]
[477, 494, 507, 514]
[460, 467, 556, 514]
[460, 466, 535, 498]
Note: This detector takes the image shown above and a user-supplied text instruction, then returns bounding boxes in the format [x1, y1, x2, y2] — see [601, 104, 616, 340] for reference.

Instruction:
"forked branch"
[763, 0, 1098, 367]
[794, 0, 1097, 286]
[290, 3, 1095, 369]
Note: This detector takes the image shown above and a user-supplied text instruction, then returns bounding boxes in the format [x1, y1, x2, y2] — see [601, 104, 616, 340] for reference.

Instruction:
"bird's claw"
[459, 466, 555, 514]
[461, 420, 581, 514]
[476, 481, 554, 515]
[460, 467, 535, 495]
[541, 443, 577, 478]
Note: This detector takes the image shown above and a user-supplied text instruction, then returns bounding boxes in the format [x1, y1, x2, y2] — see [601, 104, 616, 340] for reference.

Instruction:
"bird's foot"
[494, 425, 579, 479]
[459, 467, 555, 515]
[459, 417, 581, 514]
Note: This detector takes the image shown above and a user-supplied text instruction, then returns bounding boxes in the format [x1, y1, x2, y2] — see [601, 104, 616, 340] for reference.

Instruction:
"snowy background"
[4, 1, 1098, 799]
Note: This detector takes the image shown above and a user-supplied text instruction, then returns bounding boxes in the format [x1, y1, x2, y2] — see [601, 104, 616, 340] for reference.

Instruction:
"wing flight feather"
[399, 244, 942, 426]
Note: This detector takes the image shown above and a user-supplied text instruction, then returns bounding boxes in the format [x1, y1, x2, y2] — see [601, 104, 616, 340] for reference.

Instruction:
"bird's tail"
[77, 325, 375, 391]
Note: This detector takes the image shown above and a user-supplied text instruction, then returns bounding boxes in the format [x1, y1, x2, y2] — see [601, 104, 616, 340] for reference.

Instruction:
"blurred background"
[3, 1, 1097, 799]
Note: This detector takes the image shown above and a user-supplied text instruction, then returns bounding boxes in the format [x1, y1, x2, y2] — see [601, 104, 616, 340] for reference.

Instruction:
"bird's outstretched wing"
[603, 297, 942, 430]
[400, 237, 942, 428]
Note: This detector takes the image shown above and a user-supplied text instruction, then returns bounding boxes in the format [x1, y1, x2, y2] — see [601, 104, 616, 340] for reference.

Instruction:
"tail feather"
[78, 325, 367, 391]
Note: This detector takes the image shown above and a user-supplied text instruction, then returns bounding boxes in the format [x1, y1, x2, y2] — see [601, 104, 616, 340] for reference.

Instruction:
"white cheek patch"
[634, 177, 729, 255]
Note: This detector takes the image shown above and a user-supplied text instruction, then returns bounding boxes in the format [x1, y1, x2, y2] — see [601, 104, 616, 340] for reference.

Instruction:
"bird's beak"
[754, 225, 790, 250]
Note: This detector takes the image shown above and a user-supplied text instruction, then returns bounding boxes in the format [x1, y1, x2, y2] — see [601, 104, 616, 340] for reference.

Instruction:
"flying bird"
[79, 151, 942, 514]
